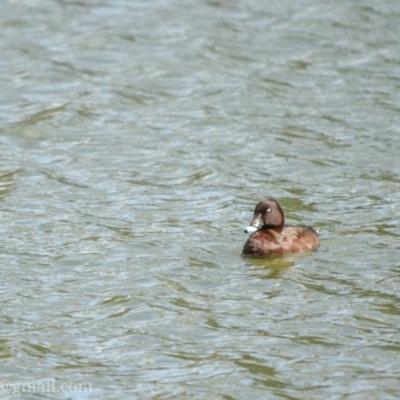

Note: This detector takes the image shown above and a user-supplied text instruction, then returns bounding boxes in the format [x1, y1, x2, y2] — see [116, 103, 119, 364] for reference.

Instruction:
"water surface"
[1, 0, 400, 399]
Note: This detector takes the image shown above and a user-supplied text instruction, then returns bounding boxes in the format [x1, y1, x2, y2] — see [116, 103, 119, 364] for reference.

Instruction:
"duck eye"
[266, 207, 271, 213]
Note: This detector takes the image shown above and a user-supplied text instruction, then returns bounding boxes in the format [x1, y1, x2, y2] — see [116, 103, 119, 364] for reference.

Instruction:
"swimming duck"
[242, 198, 320, 256]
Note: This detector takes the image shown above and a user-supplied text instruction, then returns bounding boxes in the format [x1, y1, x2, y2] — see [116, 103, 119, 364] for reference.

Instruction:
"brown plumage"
[242, 198, 320, 257]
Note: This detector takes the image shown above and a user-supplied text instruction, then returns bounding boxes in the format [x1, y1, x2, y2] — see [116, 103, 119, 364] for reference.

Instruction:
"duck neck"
[262, 223, 284, 232]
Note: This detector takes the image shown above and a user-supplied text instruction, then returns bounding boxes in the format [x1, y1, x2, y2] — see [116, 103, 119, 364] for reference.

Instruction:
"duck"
[242, 198, 320, 256]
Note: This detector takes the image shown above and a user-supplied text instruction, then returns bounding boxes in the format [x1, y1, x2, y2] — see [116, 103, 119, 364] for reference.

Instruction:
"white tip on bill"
[244, 226, 258, 234]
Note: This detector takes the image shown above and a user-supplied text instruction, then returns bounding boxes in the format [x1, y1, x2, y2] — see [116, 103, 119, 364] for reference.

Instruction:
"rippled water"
[1, 0, 400, 399]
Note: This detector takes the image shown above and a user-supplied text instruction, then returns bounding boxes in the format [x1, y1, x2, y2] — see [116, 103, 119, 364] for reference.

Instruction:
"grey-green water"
[1, 1, 400, 399]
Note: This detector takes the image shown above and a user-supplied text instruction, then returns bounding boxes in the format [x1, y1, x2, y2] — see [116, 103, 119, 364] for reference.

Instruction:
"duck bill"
[244, 213, 262, 233]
